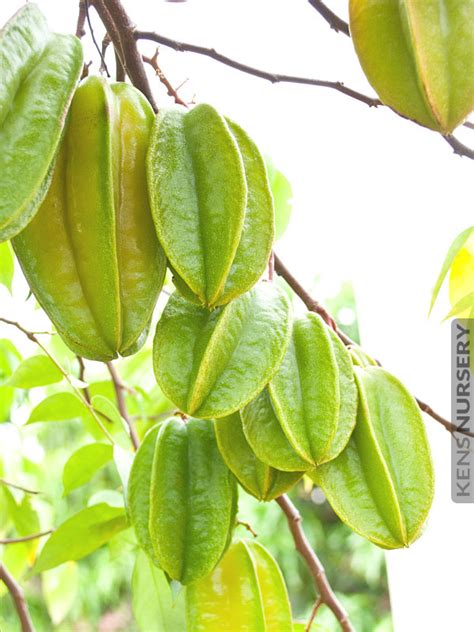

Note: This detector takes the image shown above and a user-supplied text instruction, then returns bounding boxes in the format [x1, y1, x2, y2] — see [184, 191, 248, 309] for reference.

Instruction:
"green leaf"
[132, 550, 186, 632]
[265, 157, 293, 241]
[113, 445, 134, 497]
[88, 490, 124, 508]
[42, 562, 78, 625]
[0, 340, 21, 422]
[0, 386, 13, 422]
[91, 394, 122, 426]
[62, 443, 113, 495]
[0, 241, 14, 292]
[33, 504, 127, 573]
[27, 392, 88, 424]
[443, 291, 474, 321]
[4, 487, 40, 537]
[108, 527, 136, 561]
[0, 339, 21, 383]
[430, 226, 474, 314]
[7, 355, 63, 388]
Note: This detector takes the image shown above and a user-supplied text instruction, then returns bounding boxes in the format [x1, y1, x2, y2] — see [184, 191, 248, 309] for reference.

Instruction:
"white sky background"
[1, 1, 473, 630]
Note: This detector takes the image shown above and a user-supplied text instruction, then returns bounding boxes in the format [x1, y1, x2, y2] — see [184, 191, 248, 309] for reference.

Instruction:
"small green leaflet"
[0, 241, 14, 292]
[62, 443, 113, 495]
[429, 226, 474, 314]
[0, 338, 21, 382]
[33, 503, 128, 573]
[132, 550, 186, 632]
[27, 392, 88, 424]
[7, 355, 63, 388]
[42, 562, 78, 625]
[443, 291, 474, 321]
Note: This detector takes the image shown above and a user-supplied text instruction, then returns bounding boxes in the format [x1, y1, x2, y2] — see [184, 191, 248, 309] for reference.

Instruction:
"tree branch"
[0, 530, 53, 545]
[307, 0, 350, 36]
[0, 563, 34, 632]
[134, 31, 380, 108]
[142, 49, 189, 107]
[276, 495, 354, 632]
[106, 361, 139, 450]
[273, 253, 472, 438]
[92, 0, 157, 110]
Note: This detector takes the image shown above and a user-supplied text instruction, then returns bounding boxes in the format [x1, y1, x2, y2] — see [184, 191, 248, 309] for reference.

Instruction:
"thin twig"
[106, 361, 139, 450]
[134, 31, 380, 108]
[0, 563, 34, 632]
[0, 530, 53, 545]
[307, 0, 350, 36]
[272, 254, 471, 437]
[236, 520, 258, 538]
[277, 495, 354, 632]
[0, 317, 115, 444]
[84, 0, 111, 77]
[142, 49, 189, 107]
[0, 478, 40, 495]
[307, 597, 323, 631]
[464, 121, 474, 130]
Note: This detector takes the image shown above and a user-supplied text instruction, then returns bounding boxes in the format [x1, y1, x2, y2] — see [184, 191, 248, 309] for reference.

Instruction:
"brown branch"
[92, 0, 157, 110]
[0, 530, 53, 545]
[134, 31, 380, 108]
[0, 563, 34, 632]
[417, 398, 474, 438]
[76, 0, 87, 38]
[276, 495, 354, 632]
[307, 0, 350, 36]
[0, 478, 40, 495]
[106, 361, 139, 450]
[273, 254, 471, 437]
[463, 121, 474, 130]
[273, 253, 340, 335]
[142, 49, 189, 107]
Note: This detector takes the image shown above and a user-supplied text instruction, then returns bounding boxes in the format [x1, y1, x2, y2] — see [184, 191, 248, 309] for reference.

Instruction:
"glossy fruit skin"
[13, 76, 166, 361]
[311, 366, 435, 549]
[0, 4, 83, 241]
[186, 539, 293, 632]
[242, 314, 357, 471]
[147, 104, 274, 308]
[215, 412, 303, 501]
[149, 416, 237, 585]
[153, 283, 292, 419]
[350, 0, 474, 133]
